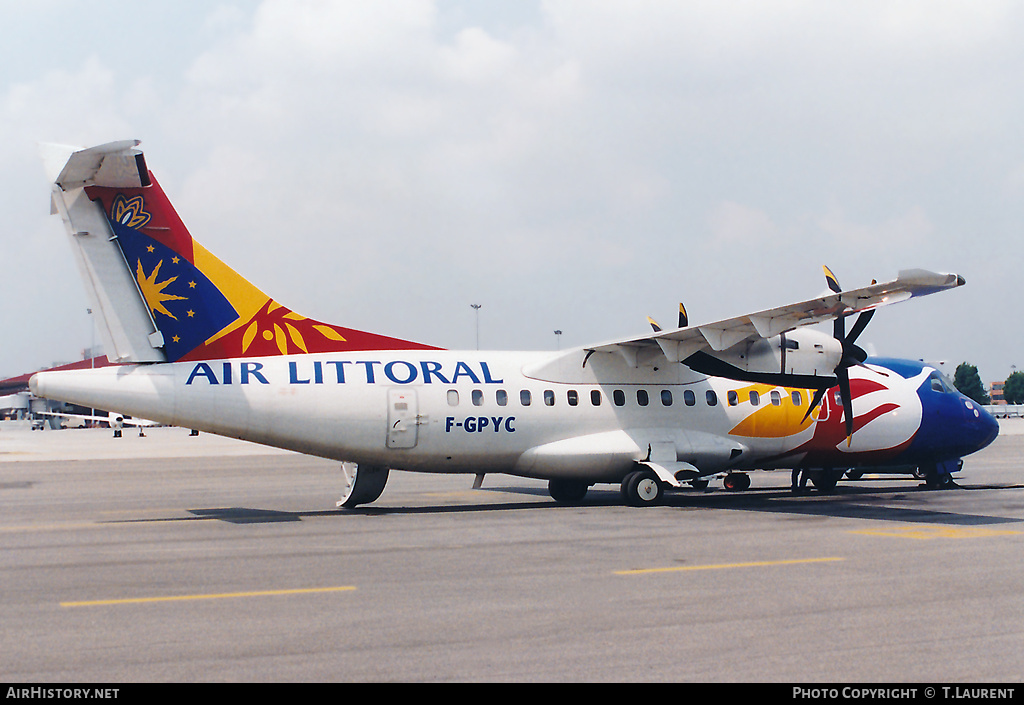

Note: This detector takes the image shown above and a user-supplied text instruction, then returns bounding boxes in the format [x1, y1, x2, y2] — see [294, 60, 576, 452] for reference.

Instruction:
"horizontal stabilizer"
[43, 140, 148, 191]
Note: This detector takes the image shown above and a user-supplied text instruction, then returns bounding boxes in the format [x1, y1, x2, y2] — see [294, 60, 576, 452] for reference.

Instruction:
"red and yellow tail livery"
[47, 140, 437, 364]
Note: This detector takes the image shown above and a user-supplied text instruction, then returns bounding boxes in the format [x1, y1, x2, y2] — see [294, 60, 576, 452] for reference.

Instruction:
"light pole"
[471, 304, 482, 350]
[554, 330, 562, 350]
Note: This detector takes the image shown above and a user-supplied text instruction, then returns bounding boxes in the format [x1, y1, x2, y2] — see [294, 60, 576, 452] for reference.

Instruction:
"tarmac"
[1, 419, 1022, 682]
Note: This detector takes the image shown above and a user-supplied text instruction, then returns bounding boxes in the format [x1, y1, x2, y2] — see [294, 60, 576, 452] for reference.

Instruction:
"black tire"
[723, 473, 750, 491]
[623, 469, 663, 507]
[548, 479, 589, 504]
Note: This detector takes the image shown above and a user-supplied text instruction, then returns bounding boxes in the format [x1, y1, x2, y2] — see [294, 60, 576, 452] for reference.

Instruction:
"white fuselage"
[30, 342, 929, 484]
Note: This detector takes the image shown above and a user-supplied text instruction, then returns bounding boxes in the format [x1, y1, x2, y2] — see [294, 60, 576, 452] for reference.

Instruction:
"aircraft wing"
[38, 411, 159, 427]
[586, 269, 964, 367]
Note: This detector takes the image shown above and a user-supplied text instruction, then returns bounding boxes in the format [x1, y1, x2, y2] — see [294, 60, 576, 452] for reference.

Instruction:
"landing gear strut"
[920, 460, 961, 489]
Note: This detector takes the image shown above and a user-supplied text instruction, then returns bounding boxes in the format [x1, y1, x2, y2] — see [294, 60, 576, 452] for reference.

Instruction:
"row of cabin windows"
[447, 388, 807, 408]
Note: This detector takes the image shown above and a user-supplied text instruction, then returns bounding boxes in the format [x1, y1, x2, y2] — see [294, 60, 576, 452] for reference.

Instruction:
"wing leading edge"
[585, 268, 964, 371]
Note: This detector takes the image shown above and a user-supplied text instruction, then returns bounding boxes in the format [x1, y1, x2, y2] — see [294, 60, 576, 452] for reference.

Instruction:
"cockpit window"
[929, 372, 954, 394]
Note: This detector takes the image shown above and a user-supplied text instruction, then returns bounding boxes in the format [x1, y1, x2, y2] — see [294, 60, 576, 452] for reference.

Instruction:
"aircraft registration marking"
[445, 416, 516, 433]
[60, 585, 356, 607]
[614, 556, 844, 575]
[848, 526, 1022, 540]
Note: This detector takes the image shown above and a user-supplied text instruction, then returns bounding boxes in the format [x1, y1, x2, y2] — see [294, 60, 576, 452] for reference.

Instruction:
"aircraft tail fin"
[45, 140, 439, 364]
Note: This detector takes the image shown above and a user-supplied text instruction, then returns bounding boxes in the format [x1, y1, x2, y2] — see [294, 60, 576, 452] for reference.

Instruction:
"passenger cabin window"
[472, 390, 484, 406]
[770, 390, 781, 406]
[749, 391, 760, 406]
[613, 390, 626, 406]
[591, 390, 602, 406]
[520, 390, 532, 406]
[684, 390, 695, 406]
[567, 390, 579, 406]
[447, 390, 459, 406]
[706, 391, 718, 406]
[661, 390, 673, 406]
[496, 390, 508, 406]
[544, 390, 555, 406]
[791, 391, 802, 406]
[728, 390, 739, 406]
[637, 389, 649, 406]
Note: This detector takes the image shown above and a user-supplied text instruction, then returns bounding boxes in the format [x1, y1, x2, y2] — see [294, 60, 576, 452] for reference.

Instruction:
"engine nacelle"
[685, 328, 842, 387]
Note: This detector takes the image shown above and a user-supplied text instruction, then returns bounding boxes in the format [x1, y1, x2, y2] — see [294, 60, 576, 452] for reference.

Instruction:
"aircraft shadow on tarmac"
[135, 479, 1024, 525]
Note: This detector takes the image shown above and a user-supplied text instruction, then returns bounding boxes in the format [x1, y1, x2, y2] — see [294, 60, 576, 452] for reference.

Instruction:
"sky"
[1, 0, 1021, 386]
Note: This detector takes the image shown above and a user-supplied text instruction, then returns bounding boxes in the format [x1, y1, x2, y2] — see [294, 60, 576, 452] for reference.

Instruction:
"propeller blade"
[647, 316, 662, 332]
[678, 303, 688, 328]
[823, 265, 842, 293]
[797, 269, 880, 437]
[802, 386, 829, 424]
[837, 367, 854, 443]
[846, 308, 875, 348]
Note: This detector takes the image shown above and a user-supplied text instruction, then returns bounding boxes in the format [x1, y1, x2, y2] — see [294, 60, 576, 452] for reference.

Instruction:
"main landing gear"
[617, 469, 717, 506]
[548, 478, 591, 505]
[620, 468, 663, 506]
[722, 473, 751, 491]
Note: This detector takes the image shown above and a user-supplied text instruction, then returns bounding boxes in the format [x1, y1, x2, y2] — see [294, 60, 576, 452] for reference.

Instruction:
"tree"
[954, 362, 990, 405]
[1004, 371, 1024, 405]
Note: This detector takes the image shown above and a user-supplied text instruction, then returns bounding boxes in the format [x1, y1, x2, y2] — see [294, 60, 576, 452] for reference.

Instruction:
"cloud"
[1, 0, 1022, 378]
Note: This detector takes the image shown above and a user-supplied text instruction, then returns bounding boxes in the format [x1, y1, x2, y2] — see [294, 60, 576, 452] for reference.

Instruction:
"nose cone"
[966, 400, 1000, 454]
[912, 392, 999, 462]
[943, 396, 999, 458]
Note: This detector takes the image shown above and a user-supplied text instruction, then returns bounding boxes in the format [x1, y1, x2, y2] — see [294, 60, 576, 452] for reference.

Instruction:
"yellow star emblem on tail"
[136, 259, 187, 319]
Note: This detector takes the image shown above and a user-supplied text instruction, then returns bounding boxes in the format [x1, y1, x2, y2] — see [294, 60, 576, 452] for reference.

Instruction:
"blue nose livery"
[30, 141, 997, 507]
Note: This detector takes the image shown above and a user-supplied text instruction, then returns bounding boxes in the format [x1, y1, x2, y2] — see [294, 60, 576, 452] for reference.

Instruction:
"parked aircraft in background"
[37, 410, 157, 436]
[29, 141, 998, 507]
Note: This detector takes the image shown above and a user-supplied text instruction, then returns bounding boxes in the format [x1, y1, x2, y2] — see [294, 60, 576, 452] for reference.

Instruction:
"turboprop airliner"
[30, 140, 999, 507]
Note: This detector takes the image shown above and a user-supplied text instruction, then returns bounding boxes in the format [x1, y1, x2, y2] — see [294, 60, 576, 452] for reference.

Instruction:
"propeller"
[648, 303, 688, 333]
[802, 267, 876, 442]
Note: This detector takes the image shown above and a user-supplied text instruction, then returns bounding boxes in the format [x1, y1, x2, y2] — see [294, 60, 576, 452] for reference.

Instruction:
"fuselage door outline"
[386, 388, 419, 449]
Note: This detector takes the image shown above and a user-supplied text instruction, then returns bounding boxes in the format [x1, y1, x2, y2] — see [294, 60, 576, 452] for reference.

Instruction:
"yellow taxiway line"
[848, 526, 1021, 540]
[615, 556, 844, 575]
[61, 585, 356, 607]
